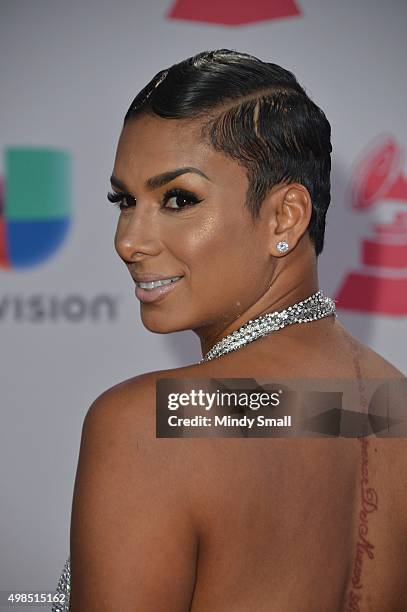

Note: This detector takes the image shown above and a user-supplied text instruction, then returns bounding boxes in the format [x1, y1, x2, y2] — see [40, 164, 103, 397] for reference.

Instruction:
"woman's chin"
[140, 311, 187, 334]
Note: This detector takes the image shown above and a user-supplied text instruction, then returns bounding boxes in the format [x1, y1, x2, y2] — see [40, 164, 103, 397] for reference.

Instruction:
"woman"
[52, 49, 407, 611]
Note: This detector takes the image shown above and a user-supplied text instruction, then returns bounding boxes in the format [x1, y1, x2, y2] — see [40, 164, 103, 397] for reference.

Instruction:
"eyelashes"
[107, 187, 203, 213]
[107, 191, 136, 208]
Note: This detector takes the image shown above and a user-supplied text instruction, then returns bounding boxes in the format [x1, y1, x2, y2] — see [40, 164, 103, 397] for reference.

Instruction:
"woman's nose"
[114, 210, 162, 263]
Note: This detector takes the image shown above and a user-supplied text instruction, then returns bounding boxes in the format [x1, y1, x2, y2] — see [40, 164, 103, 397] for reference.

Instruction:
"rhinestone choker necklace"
[200, 289, 336, 363]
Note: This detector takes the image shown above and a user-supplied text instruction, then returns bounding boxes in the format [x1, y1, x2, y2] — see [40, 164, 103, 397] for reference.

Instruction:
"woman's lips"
[135, 277, 183, 303]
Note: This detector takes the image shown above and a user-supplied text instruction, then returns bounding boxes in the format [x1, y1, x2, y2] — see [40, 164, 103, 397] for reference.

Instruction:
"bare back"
[163, 317, 407, 611]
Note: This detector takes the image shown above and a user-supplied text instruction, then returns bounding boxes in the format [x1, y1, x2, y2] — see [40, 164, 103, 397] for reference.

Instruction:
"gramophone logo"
[0, 147, 72, 270]
[167, 0, 301, 25]
[335, 136, 407, 315]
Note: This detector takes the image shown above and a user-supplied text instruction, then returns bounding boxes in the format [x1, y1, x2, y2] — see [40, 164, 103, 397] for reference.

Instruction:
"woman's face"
[112, 113, 274, 337]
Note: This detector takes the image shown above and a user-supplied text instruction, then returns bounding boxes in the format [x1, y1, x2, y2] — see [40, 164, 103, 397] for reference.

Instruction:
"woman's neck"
[195, 265, 320, 358]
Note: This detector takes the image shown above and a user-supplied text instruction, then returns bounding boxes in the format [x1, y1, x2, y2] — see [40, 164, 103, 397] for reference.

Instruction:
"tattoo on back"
[346, 437, 378, 611]
[346, 334, 378, 611]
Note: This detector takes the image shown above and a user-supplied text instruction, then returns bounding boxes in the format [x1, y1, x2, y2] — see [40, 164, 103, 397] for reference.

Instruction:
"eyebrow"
[110, 166, 211, 193]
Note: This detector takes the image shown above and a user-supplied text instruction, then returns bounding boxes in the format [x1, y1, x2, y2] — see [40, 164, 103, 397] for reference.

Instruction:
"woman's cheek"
[174, 215, 221, 257]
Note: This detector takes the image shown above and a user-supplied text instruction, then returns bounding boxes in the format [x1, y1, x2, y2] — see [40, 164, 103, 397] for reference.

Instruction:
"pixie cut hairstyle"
[124, 49, 332, 257]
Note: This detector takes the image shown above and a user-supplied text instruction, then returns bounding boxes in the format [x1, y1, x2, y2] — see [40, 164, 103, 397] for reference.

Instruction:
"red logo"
[335, 136, 407, 315]
[167, 0, 301, 26]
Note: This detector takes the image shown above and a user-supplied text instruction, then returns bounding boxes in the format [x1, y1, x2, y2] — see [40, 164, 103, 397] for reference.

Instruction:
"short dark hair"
[124, 49, 332, 256]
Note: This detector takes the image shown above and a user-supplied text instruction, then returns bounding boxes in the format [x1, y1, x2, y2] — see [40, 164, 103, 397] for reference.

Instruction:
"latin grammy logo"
[167, 0, 301, 25]
[335, 136, 407, 314]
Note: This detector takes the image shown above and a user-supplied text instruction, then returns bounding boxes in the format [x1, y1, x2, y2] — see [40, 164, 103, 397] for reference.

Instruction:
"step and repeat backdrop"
[1, 0, 406, 603]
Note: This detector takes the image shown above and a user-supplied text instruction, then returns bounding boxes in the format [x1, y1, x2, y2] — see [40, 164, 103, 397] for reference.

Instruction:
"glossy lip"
[133, 273, 184, 283]
[135, 276, 183, 303]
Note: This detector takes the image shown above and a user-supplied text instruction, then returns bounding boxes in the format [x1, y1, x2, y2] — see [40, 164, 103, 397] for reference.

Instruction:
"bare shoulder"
[79, 362, 217, 480]
[70, 364, 208, 610]
[80, 361, 232, 507]
[83, 361, 210, 432]
[334, 320, 406, 379]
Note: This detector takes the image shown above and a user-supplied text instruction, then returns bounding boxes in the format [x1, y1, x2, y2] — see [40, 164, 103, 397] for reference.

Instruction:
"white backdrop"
[1, 0, 406, 606]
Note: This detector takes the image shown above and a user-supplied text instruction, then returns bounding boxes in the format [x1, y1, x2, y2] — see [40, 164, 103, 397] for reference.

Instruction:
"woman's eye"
[107, 188, 202, 212]
[162, 188, 202, 212]
[107, 191, 136, 210]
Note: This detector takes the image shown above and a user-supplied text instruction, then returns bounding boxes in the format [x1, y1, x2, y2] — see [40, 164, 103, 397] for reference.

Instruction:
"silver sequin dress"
[51, 557, 71, 611]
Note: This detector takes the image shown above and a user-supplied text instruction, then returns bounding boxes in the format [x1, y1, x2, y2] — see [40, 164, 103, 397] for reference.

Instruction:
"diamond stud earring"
[276, 240, 289, 253]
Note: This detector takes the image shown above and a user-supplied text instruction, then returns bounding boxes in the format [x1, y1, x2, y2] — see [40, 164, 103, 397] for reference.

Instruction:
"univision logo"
[0, 147, 120, 322]
[0, 147, 71, 269]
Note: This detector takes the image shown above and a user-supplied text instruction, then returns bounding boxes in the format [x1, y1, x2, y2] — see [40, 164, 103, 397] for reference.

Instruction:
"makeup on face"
[134, 275, 184, 303]
[109, 114, 270, 340]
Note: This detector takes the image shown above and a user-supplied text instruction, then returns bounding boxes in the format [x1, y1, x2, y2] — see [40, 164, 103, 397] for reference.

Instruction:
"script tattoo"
[344, 332, 379, 611]
[346, 436, 378, 611]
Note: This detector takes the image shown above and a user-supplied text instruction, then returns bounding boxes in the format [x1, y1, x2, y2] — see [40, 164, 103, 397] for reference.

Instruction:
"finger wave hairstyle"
[124, 49, 332, 256]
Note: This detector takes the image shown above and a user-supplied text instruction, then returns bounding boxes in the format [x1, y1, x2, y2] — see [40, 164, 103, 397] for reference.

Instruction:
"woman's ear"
[266, 183, 313, 257]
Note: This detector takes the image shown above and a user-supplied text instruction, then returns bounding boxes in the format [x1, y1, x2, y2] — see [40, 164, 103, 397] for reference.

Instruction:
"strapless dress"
[51, 557, 70, 611]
